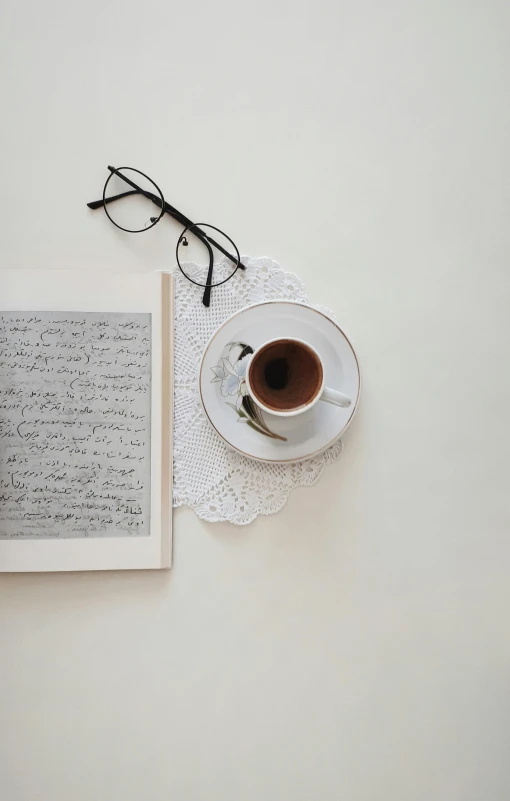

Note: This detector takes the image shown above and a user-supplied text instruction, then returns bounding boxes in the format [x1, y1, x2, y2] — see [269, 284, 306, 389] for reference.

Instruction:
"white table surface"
[1, 2, 509, 800]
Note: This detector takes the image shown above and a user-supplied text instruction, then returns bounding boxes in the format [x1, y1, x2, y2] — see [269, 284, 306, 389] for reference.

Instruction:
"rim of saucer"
[199, 301, 361, 463]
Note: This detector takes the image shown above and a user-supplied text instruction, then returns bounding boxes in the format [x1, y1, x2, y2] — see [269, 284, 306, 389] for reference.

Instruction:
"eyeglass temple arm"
[87, 187, 191, 233]
[87, 190, 139, 210]
[87, 182, 190, 227]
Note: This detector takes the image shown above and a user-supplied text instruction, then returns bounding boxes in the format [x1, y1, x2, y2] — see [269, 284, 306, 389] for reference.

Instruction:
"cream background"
[1, 1, 509, 799]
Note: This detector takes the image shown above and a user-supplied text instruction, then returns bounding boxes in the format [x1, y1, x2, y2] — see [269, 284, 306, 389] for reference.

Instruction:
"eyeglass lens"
[176, 224, 240, 288]
[103, 168, 164, 233]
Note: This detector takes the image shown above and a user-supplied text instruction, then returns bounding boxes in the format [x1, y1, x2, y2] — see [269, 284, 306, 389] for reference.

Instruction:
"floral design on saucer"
[210, 342, 287, 441]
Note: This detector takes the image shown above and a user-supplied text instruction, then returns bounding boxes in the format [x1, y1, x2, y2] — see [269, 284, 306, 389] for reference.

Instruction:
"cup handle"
[321, 386, 352, 408]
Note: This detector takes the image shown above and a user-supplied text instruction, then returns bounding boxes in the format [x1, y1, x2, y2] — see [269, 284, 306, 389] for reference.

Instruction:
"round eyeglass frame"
[176, 222, 241, 288]
[102, 167, 166, 234]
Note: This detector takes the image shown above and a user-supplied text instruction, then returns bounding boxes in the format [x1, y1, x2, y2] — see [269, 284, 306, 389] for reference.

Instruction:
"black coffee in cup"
[248, 339, 323, 412]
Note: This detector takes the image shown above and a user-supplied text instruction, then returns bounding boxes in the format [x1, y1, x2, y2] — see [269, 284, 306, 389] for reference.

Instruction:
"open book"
[0, 270, 173, 572]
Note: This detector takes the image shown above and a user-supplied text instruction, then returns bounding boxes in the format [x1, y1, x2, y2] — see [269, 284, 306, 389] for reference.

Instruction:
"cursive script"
[0, 311, 151, 539]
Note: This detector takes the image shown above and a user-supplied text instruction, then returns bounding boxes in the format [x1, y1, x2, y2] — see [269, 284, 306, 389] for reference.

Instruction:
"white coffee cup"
[245, 337, 352, 418]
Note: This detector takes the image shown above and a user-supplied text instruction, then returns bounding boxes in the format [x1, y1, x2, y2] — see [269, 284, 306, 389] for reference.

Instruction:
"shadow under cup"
[248, 339, 323, 412]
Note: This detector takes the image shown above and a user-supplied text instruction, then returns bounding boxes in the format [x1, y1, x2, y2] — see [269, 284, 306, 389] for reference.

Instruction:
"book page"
[0, 269, 171, 572]
[0, 310, 151, 539]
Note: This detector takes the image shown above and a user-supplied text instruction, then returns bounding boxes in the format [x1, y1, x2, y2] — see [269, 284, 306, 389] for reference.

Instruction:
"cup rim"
[245, 336, 325, 417]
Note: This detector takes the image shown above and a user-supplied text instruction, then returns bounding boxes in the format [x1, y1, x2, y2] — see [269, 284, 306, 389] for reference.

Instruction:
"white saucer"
[199, 302, 361, 463]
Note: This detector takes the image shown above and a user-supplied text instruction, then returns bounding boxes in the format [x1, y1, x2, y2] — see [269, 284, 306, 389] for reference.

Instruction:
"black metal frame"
[87, 166, 246, 307]
[176, 223, 240, 290]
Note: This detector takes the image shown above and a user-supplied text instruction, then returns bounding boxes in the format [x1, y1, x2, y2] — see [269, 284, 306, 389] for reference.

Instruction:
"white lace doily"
[173, 256, 343, 525]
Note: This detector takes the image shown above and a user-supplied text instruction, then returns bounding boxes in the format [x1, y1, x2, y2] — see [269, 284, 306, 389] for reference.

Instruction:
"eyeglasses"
[87, 166, 246, 307]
